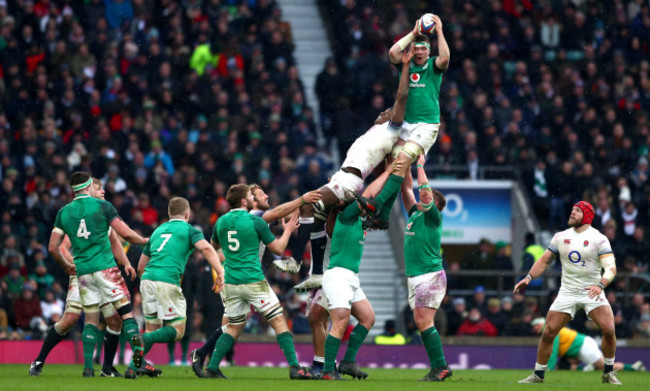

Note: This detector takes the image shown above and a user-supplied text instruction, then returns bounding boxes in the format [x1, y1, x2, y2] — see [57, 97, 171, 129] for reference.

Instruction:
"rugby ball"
[419, 13, 436, 35]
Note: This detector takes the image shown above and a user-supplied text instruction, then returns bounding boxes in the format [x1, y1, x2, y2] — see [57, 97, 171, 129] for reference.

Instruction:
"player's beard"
[255, 198, 270, 211]
[567, 217, 580, 228]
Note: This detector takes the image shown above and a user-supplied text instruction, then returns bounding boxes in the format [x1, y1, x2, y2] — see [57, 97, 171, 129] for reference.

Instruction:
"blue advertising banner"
[406, 180, 512, 244]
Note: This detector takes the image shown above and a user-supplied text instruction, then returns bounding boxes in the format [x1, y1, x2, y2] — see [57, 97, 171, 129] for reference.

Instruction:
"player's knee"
[391, 144, 404, 159]
[601, 324, 616, 338]
[542, 326, 560, 341]
[173, 327, 185, 341]
[415, 317, 433, 332]
[300, 203, 314, 216]
[60, 313, 81, 330]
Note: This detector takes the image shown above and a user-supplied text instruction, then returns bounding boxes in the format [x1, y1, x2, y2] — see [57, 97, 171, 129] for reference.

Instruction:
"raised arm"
[389, 20, 420, 64]
[262, 190, 322, 223]
[265, 215, 300, 255]
[513, 250, 556, 293]
[110, 219, 148, 245]
[390, 45, 415, 125]
[401, 167, 417, 212]
[416, 155, 430, 188]
[432, 15, 450, 70]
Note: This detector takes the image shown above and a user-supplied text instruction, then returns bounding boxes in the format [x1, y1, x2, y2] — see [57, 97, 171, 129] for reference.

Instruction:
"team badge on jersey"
[584, 240, 589, 247]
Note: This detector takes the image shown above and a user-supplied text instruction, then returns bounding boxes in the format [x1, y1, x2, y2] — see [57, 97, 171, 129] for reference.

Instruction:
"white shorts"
[322, 267, 366, 310]
[407, 270, 447, 310]
[78, 267, 129, 307]
[306, 288, 330, 317]
[324, 170, 364, 202]
[549, 289, 609, 319]
[399, 122, 440, 155]
[578, 336, 602, 365]
[140, 280, 187, 320]
[222, 280, 280, 320]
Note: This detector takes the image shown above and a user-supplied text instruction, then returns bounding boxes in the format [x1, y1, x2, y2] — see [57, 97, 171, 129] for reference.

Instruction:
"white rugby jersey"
[342, 122, 399, 180]
[251, 209, 266, 260]
[548, 226, 613, 292]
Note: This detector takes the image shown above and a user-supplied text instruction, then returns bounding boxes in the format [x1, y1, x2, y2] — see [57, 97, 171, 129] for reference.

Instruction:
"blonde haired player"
[515, 201, 622, 385]
[388, 14, 450, 172]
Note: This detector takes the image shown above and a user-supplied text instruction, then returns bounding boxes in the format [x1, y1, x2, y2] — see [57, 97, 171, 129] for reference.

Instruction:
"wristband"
[418, 184, 431, 190]
[597, 282, 605, 290]
[300, 196, 305, 205]
[525, 274, 533, 281]
[417, 165, 423, 168]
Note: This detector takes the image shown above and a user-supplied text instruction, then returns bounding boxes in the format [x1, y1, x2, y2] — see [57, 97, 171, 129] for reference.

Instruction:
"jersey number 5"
[157, 233, 173, 252]
[77, 219, 91, 239]
[227, 231, 240, 251]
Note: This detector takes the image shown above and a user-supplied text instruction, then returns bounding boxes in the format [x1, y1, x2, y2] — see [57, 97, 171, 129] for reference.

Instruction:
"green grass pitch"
[2, 365, 648, 390]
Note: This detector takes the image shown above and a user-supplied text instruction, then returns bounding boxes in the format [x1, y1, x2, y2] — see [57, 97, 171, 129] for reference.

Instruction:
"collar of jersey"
[74, 194, 91, 200]
[410, 60, 429, 70]
[168, 218, 185, 222]
[231, 208, 247, 212]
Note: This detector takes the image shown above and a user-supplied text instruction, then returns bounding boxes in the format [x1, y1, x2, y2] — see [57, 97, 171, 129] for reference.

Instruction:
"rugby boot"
[294, 274, 323, 292]
[189, 349, 206, 378]
[338, 361, 368, 379]
[29, 361, 43, 376]
[518, 373, 544, 383]
[202, 368, 228, 379]
[418, 366, 452, 382]
[273, 257, 302, 273]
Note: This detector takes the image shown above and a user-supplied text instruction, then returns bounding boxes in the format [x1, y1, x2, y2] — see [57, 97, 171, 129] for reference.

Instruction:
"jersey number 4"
[227, 231, 240, 251]
[77, 219, 91, 239]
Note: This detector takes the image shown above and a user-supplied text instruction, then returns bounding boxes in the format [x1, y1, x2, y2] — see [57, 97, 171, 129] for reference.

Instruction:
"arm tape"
[601, 255, 616, 283]
[396, 32, 415, 51]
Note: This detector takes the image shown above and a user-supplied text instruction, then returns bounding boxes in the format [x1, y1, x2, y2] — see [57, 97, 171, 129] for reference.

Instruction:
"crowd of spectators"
[1, 0, 650, 340]
[0, 0, 321, 340]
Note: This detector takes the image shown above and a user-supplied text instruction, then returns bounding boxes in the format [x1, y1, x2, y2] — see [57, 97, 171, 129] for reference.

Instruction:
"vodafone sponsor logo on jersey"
[409, 72, 426, 88]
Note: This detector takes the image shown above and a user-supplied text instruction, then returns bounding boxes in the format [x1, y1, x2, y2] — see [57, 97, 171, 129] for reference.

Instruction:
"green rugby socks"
[82, 324, 99, 370]
[343, 324, 369, 362]
[324, 335, 342, 372]
[276, 331, 299, 367]
[422, 326, 447, 368]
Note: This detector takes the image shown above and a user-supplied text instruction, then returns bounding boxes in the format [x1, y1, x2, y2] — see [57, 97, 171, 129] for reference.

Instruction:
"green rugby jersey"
[141, 219, 205, 286]
[54, 195, 119, 276]
[212, 209, 276, 285]
[396, 57, 444, 124]
[404, 205, 444, 277]
[328, 203, 365, 273]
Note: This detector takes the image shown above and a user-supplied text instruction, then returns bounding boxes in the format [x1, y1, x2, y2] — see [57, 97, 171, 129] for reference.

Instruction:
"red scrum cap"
[574, 201, 595, 225]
